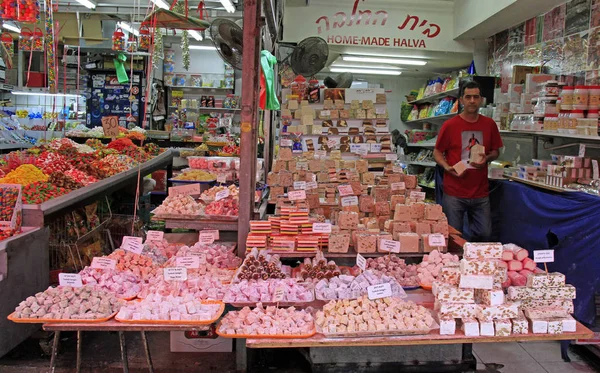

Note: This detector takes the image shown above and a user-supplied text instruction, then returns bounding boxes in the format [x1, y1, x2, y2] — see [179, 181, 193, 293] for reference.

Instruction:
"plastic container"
[561, 86, 574, 110]
[544, 80, 559, 96]
[568, 110, 585, 133]
[558, 111, 569, 131]
[543, 114, 558, 132]
[589, 86, 600, 110]
[588, 109, 599, 119]
[574, 86, 589, 110]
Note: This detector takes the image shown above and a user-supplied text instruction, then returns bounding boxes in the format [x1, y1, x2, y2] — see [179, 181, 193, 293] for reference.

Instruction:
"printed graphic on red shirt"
[462, 131, 483, 169]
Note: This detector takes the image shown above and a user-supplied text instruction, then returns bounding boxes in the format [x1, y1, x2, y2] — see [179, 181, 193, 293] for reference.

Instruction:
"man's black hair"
[459, 80, 481, 97]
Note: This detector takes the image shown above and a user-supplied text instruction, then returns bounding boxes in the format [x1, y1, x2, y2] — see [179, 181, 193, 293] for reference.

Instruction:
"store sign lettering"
[314, 1, 439, 49]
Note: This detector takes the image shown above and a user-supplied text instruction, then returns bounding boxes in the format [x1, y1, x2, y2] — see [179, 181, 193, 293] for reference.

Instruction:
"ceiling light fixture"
[344, 52, 428, 60]
[74, 0, 96, 9]
[117, 22, 140, 37]
[150, 0, 170, 10]
[342, 55, 427, 66]
[2, 23, 20, 34]
[188, 45, 216, 50]
[188, 30, 203, 41]
[12, 91, 83, 98]
[331, 63, 402, 70]
[330, 68, 402, 76]
[220, 0, 236, 13]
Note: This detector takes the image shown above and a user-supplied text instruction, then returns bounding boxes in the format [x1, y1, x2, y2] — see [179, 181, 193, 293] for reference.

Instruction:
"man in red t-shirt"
[433, 81, 503, 241]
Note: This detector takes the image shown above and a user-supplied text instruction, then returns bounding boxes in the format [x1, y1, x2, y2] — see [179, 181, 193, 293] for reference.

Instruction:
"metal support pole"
[76, 331, 82, 373]
[141, 331, 155, 373]
[237, 0, 262, 256]
[49, 331, 61, 373]
[119, 331, 129, 373]
[532, 135, 539, 159]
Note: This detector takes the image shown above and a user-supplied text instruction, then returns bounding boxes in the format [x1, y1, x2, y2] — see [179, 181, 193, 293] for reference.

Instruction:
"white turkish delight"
[438, 303, 480, 319]
[461, 318, 480, 336]
[439, 264, 460, 285]
[432, 281, 451, 296]
[526, 272, 566, 288]
[561, 315, 577, 332]
[436, 286, 474, 304]
[460, 259, 497, 276]
[494, 319, 511, 336]
[523, 307, 570, 319]
[511, 316, 529, 334]
[507, 285, 576, 301]
[459, 275, 494, 290]
[529, 318, 548, 334]
[478, 303, 520, 321]
[547, 318, 563, 334]
[474, 289, 505, 306]
[479, 319, 494, 336]
[463, 242, 503, 260]
[438, 314, 456, 335]
[519, 299, 574, 313]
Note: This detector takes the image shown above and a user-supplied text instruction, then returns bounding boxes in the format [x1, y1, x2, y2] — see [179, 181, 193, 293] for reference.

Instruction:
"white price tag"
[367, 283, 392, 300]
[579, 144, 586, 157]
[327, 139, 337, 148]
[341, 196, 359, 206]
[379, 239, 400, 253]
[386, 153, 398, 161]
[190, 252, 207, 264]
[145, 230, 164, 242]
[428, 234, 446, 247]
[168, 183, 202, 197]
[391, 182, 406, 191]
[321, 110, 331, 117]
[164, 267, 188, 281]
[356, 253, 366, 271]
[288, 190, 306, 201]
[293, 181, 307, 190]
[337, 184, 354, 196]
[370, 143, 382, 153]
[202, 229, 220, 240]
[59, 273, 83, 288]
[534, 250, 554, 263]
[593, 160, 599, 180]
[91, 257, 116, 270]
[176, 256, 201, 269]
[122, 236, 144, 254]
[215, 189, 230, 201]
[272, 286, 286, 302]
[312, 223, 332, 234]
[217, 174, 227, 184]
[410, 191, 426, 201]
[393, 166, 403, 173]
[280, 139, 293, 147]
[356, 148, 368, 156]
[315, 150, 327, 158]
[375, 108, 387, 115]
[350, 144, 362, 153]
[306, 181, 318, 190]
[198, 232, 215, 244]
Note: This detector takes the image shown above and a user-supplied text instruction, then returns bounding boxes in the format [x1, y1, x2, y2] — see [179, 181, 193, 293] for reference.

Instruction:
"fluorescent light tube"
[188, 30, 203, 41]
[189, 45, 216, 50]
[342, 56, 427, 66]
[74, 0, 96, 9]
[2, 23, 20, 34]
[220, 0, 235, 13]
[331, 63, 402, 70]
[151, 0, 170, 9]
[117, 22, 140, 37]
[12, 91, 83, 98]
[330, 68, 402, 76]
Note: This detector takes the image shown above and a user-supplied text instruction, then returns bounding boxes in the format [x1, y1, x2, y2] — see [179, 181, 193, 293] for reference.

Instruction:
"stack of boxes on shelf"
[435, 242, 577, 336]
[510, 154, 593, 188]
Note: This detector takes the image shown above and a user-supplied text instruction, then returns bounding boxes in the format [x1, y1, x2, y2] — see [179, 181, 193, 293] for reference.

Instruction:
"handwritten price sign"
[101, 116, 119, 137]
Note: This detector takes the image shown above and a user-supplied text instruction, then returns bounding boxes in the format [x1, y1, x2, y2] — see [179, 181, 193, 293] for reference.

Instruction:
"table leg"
[76, 331, 82, 373]
[119, 331, 129, 373]
[140, 331, 154, 373]
[49, 331, 60, 373]
[462, 343, 477, 370]
[561, 340, 571, 362]
[236, 338, 247, 372]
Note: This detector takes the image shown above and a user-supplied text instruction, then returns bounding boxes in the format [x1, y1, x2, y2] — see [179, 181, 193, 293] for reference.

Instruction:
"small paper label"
[176, 256, 201, 269]
[341, 196, 359, 206]
[202, 229, 220, 240]
[410, 191, 426, 201]
[327, 139, 337, 148]
[534, 249, 554, 263]
[579, 144, 586, 157]
[198, 232, 215, 244]
[315, 150, 327, 158]
[272, 285, 286, 302]
[391, 182, 406, 191]
[356, 253, 366, 271]
[321, 110, 331, 117]
[350, 144, 362, 153]
[169, 183, 202, 197]
[190, 252, 207, 264]
[370, 143, 382, 153]
[386, 153, 398, 161]
[312, 223, 332, 233]
[379, 239, 401, 253]
[164, 267, 188, 281]
[393, 166, 402, 173]
[59, 273, 83, 288]
[367, 283, 392, 300]
[280, 139, 293, 147]
[593, 160, 599, 180]
[356, 148, 368, 156]
[145, 230, 164, 242]
[122, 236, 144, 254]
[375, 108, 387, 115]
[217, 174, 227, 184]
[306, 181, 318, 190]
[288, 190, 306, 201]
[337, 184, 354, 196]
[428, 234, 446, 247]
[215, 189, 230, 201]
[101, 116, 119, 137]
[91, 257, 116, 270]
[293, 181, 307, 190]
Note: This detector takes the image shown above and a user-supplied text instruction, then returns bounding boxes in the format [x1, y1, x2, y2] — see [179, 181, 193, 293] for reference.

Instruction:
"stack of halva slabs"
[508, 272, 576, 334]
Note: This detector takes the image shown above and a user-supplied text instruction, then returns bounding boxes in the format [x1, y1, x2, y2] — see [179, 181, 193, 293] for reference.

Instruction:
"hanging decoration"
[181, 30, 190, 71]
[113, 53, 129, 84]
[153, 27, 163, 68]
[126, 33, 138, 53]
[112, 27, 125, 51]
[1, 32, 13, 68]
[44, 0, 57, 92]
[139, 25, 150, 52]
[18, 0, 39, 23]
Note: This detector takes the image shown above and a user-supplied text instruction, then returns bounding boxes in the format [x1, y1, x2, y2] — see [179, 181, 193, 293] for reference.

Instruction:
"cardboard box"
[170, 331, 232, 352]
[512, 65, 536, 85]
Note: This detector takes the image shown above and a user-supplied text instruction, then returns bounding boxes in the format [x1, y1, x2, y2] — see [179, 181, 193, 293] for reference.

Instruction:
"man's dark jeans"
[442, 194, 491, 242]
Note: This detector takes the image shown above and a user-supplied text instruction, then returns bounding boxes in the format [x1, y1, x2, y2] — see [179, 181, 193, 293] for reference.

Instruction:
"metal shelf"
[405, 113, 456, 125]
[406, 161, 436, 167]
[500, 130, 600, 142]
[408, 87, 460, 105]
[407, 140, 437, 148]
[166, 86, 234, 91]
[169, 106, 241, 112]
[275, 250, 426, 259]
[161, 218, 238, 231]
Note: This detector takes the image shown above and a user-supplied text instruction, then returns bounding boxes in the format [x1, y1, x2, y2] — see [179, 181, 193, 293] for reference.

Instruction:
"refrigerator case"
[87, 71, 144, 128]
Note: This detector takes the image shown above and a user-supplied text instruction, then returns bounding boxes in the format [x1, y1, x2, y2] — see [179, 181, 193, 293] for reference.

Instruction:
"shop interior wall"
[166, 47, 229, 78]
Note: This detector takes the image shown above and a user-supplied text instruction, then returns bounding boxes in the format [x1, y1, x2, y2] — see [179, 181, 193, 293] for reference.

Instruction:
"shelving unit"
[407, 87, 460, 105]
[405, 160, 436, 167]
[276, 251, 426, 259]
[407, 140, 437, 148]
[168, 106, 241, 112]
[404, 113, 457, 125]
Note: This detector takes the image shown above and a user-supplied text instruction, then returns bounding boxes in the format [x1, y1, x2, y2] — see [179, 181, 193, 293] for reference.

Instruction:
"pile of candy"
[0, 164, 48, 185]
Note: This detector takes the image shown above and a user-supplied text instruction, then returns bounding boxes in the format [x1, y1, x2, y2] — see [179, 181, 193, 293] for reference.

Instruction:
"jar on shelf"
[290, 75, 308, 102]
[112, 27, 125, 51]
[557, 111, 569, 131]
[544, 80, 559, 96]
[589, 86, 600, 110]
[560, 86, 574, 110]
[569, 110, 585, 134]
[544, 114, 558, 132]
[126, 34, 138, 53]
[1, 32, 13, 59]
[573, 86, 589, 110]
[308, 79, 320, 103]
[139, 25, 150, 52]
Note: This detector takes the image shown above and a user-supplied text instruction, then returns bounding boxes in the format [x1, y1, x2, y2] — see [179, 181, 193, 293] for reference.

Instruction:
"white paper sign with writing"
[168, 183, 202, 197]
[356, 253, 366, 271]
[202, 230, 220, 240]
[288, 190, 306, 201]
[215, 189, 230, 201]
[217, 174, 227, 184]
[122, 236, 144, 254]
[190, 252, 207, 264]
[91, 257, 116, 270]
[145, 230, 164, 242]
[391, 182, 406, 191]
[272, 286, 286, 302]
[393, 166, 403, 173]
[593, 160, 599, 180]
[280, 139, 293, 147]
[327, 139, 337, 148]
[312, 223, 332, 234]
[198, 232, 216, 244]
[338, 185, 354, 196]
[306, 181, 318, 190]
[428, 234, 446, 247]
[176, 256, 201, 269]
[379, 239, 401, 253]
[59, 273, 83, 288]
[370, 143, 382, 153]
[410, 191, 426, 201]
[341, 196, 359, 206]
[367, 283, 392, 300]
[376, 107, 387, 115]
[534, 250, 554, 263]
[579, 144, 586, 157]
[164, 267, 188, 281]
[293, 181, 307, 190]
[315, 150, 327, 158]
[386, 153, 398, 161]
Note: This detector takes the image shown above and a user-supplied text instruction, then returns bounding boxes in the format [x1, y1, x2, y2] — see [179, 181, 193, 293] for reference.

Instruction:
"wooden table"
[43, 321, 211, 373]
